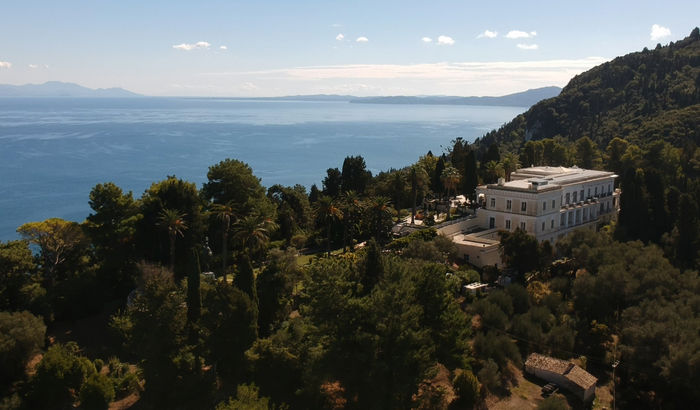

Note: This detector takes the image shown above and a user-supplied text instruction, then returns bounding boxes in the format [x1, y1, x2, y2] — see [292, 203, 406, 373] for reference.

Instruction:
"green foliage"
[216, 383, 273, 410]
[85, 182, 141, 296]
[256, 248, 299, 336]
[79, 373, 115, 410]
[202, 159, 274, 217]
[0, 240, 44, 314]
[499, 228, 545, 274]
[137, 176, 205, 277]
[340, 155, 372, 194]
[200, 280, 257, 377]
[27, 342, 96, 408]
[476, 358, 501, 393]
[0, 311, 46, 385]
[452, 369, 480, 409]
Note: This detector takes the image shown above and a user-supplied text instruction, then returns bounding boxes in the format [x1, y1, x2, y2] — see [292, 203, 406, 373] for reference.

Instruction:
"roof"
[481, 166, 617, 193]
[525, 353, 597, 390]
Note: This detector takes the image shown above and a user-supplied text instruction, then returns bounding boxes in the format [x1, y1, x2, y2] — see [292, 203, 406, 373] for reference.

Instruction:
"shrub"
[0, 311, 46, 385]
[80, 373, 115, 410]
[28, 342, 96, 407]
[216, 384, 271, 410]
[453, 369, 480, 409]
[93, 358, 104, 372]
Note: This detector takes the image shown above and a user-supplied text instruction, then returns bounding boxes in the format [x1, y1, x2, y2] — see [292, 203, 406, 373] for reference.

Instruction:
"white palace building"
[438, 166, 620, 268]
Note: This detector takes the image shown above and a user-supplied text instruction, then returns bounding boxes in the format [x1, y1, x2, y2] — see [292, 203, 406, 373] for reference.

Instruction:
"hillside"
[350, 86, 561, 107]
[0, 81, 141, 97]
[476, 28, 700, 153]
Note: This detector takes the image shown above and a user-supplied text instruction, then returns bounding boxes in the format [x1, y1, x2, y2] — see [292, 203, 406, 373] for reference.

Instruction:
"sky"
[0, 1, 698, 97]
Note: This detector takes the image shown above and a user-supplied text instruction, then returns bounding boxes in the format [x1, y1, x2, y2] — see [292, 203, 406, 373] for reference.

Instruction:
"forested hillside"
[477, 28, 700, 153]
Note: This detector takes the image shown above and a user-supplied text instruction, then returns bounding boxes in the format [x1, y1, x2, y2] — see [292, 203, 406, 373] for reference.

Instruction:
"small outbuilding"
[524, 353, 597, 402]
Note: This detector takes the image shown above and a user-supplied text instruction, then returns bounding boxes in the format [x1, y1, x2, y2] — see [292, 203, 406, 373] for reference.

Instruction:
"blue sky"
[0, 1, 697, 96]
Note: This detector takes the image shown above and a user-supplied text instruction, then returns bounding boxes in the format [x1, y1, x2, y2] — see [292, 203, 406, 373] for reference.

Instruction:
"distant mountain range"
[0, 82, 560, 107]
[349, 86, 562, 107]
[0, 81, 141, 97]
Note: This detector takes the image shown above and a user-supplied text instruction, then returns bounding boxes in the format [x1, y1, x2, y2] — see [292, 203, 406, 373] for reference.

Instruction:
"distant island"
[349, 86, 562, 107]
[0, 81, 141, 98]
[0, 81, 560, 107]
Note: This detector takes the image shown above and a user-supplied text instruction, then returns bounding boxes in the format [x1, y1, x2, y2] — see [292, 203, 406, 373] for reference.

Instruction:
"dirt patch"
[485, 367, 543, 410]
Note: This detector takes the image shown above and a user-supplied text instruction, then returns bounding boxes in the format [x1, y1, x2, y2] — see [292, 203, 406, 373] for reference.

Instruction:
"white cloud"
[517, 44, 539, 50]
[422, 37, 432, 43]
[356, 36, 369, 43]
[336, 33, 345, 41]
[219, 45, 228, 50]
[506, 30, 536, 39]
[477, 30, 498, 39]
[28, 64, 39, 69]
[0, 61, 11, 69]
[650, 24, 671, 41]
[437, 35, 455, 45]
[172, 41, 211, 51]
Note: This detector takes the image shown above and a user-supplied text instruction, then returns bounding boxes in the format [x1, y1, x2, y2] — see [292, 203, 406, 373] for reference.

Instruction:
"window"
[506, 199, 512, 210]
[587, 188, 591, 198]
[565, 193, 570, 204]
[489, 217, 495, 229]
[542, 221, 545, 231]
[561, 213, 566, 226]
[583, 208, 588, 221]
[521, 201, 527, 212]
[580, 190, 584, 201]
[608, 184, 612, 194]
[551, 219, 555, 228]
[595, 186, 598, 196]
[505, 220, 511, 229]
[520, 221, 526, 231]
[552, 199, 556, 209]
[543, 201, 547, 211]
[490, 198, 495, 208]
[573, 191, 577, 202]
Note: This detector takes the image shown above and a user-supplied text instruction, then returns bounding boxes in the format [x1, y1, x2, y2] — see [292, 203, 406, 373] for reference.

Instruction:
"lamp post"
[612, 358, 620, 410]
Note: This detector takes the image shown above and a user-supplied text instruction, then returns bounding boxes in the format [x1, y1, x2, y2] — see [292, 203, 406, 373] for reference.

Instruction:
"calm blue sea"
[0, 98, 525, 240]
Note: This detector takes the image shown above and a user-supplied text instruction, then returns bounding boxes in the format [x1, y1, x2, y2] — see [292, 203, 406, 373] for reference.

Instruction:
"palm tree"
[441, 166, 461, 220]
[157, 208, 188, 272]
[232, 214, 278, 260]
[500, 153, 520, 182]
[210, 201, 238, 280]
[485, 161, 505, 183]
[410, 165, 429, 225]
[315, 196, 343, 256]
[366, 195, 393, 241]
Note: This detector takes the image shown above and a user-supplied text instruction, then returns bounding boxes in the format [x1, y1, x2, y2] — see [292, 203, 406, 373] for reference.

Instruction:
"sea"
[0, 97, 526, 240]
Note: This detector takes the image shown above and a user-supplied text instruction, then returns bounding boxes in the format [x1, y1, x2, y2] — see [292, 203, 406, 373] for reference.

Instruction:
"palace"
[439, 166, 620, 268]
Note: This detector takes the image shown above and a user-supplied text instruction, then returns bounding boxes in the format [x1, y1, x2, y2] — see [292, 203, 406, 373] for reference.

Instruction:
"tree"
[340, 155, 372, 194]
[575, 136, 602, 169]
[85, 182, 141, 295]
[17, 218, 86, 287]
[27, 342, 96, 408]
[432, 155, 446, 197]
[389, 170, 407, 223]
[0, 311, 46, 385]
[462, 149, 479, 199]
[201, 159, 273, 217]
[79, 373, 115, 410]
[441, 166, 461, 199]
[232, 214, 277, 262]
[138, 176, 205, 277]
[521, 140, 544, 167]
[157, 208, 189, 272]
[617, 168, 650, 242]
[410, 165, 429, 225]
[314, 196, 343, 255]
[675, 194, 699, 269]
[499, 228, 542, 274]
[210, 201, 238, 279]
[322, 168, 342, 198]
[500, 152, 520, 182]
[364, 196, 393, 242]
[452, 369, 480, 409]
[0, 240, 38, 312]
[216, 384, 272, 410]
[605, 137, 629, 173]
[484, 161, 504, 183]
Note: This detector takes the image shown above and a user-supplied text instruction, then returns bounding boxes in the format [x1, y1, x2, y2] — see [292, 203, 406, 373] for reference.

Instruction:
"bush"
[80, 373, 115, 410]
[0, 311, 46, 385]
[28, 342, 96, 407]
[453, 369, 480, 408]
[93, 358, 104, 372]
[216, 384, 271, 410]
